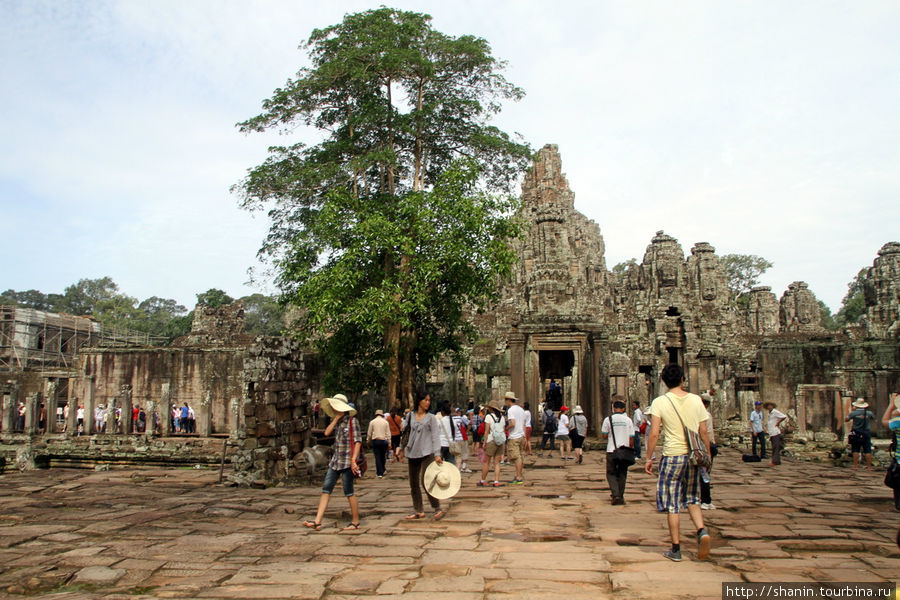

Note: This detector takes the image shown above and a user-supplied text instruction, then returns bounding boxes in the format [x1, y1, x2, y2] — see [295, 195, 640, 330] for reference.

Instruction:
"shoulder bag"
[609, 414, 636, 467]
[348, 417, 368, 478]
[665, 393, 711, 469]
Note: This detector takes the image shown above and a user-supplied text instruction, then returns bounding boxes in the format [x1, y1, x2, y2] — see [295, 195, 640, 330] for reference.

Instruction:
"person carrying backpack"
[477, 399, 507, 487]
[539, 403, 557, 457]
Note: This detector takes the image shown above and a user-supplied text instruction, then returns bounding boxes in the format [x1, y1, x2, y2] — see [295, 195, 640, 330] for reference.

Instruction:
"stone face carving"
[780, 281, 823, 332]
[862, 242, 900, 337]
[746, 286, 780, 335]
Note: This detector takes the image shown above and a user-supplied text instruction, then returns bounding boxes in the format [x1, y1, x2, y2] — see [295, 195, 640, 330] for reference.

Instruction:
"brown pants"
[407, 455, 441, 514]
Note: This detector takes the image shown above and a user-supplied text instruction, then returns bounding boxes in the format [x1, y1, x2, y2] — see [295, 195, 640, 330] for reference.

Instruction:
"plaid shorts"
[656, 455, 700, 513]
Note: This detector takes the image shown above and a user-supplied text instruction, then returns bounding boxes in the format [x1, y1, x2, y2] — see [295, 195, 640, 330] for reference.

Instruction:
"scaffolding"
[0, 305, 168, 374]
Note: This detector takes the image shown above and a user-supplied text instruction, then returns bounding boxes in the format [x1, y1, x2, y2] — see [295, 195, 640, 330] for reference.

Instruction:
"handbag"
[348, 416, 368, 478]
[442, 416, 464, 456]
[665, 393, 711, 469]
[885, 459, 900, 490]
[609, 414, 636, 467]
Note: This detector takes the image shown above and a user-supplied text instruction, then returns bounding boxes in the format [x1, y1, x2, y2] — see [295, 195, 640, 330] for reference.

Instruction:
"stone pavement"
[0, 447, 897, 599]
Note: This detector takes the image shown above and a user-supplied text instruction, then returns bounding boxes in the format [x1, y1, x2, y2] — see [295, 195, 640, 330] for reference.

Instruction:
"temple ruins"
[1, 144, 898, 482]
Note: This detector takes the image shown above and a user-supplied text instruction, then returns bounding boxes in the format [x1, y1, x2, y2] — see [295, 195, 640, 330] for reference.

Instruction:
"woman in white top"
[524, 402, 533, 455]
[555, 406, 572, 461]
[437, 401, 456, 465]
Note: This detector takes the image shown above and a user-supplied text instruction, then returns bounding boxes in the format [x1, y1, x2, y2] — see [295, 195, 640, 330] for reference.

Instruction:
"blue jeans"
[322, 467, 355, 497]
[633, 433, 642, 458]
[372, 439, 389, 476]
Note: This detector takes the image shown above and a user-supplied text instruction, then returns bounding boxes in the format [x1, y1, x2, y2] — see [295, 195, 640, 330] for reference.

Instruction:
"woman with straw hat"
[399, 392, 446, 520]
[303, 394, 363, 531]
[846, 397, 876, 471]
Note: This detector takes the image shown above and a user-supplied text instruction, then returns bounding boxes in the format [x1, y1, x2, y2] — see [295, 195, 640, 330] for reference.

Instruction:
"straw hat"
[504, 391, 518, 402]
[423, 461, 461, 500]
[374, 409, 384, 416]
[573, 405, 584, 415]
[487, 399, 504, 414]
[322, 393, 357, 417]
[851, 398, 869, 409]
[894, 393, 900, 411]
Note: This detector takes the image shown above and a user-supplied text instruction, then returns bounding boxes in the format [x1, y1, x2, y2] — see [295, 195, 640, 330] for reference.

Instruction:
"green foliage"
[235, 8, 531, 399]
[241, 293, 286, 336]
[612, 259, 638, 276]
[835, 268, 868, 326]
[721, 254, 774, 301]
[818, 300, 838, 330]
[195, 289, 234, 308]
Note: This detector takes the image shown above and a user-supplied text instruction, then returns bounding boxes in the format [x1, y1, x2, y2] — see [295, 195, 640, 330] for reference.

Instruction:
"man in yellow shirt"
[644, 364, 712, 562]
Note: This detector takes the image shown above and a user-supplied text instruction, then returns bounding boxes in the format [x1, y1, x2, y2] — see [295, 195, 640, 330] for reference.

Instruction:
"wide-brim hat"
[374, 409, 384, 416]
[487, 399, 504, 414]
[851, 398, 869, 409]
[894, 394, 900, 411]
[423, 461, 461, 500]
[323, 393, 357, 417]
[504, 391, 518, 402]
[573, 405, 584, 414]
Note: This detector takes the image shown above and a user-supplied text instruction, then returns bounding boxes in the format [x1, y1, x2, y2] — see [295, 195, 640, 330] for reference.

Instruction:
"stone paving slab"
[0, 448, 897, 598]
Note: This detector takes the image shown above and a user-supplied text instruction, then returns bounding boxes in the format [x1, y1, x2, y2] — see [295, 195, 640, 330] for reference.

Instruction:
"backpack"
[488, 413, 506, 445]
[544, 409, 557, 434]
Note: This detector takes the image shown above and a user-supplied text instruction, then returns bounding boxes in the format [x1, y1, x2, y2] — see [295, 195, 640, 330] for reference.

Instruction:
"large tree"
[235, 8, 531, 405]
[835, 268, 867, 326]
[721, 254, 774, 302]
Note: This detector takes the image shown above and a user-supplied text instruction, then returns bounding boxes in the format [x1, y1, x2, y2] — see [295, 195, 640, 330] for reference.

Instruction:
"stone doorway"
[539, 350, 574, 410]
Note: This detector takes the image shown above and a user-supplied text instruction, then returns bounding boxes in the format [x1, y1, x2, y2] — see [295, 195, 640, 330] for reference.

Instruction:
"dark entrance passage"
[539, 350, 574, 410]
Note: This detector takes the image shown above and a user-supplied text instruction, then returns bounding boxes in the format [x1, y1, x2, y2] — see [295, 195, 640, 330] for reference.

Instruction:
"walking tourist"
[504, 391, 526, 484]
[399, 393, 446, 520]
[437, 401, 456, 465]
[367, 409, 391, 478]
[846, 398, 876, 471]
[523, 401, 533, 455]
[763, 401, 787, 466]
[644, 363, 712, 562]
[632, 400, 645, 459]
[477, 399, 506, 487]
[303, 394, 363, 530]
[452, 407, 472, 473]
[538, 402, 556, 457]
[699, 395, 718, 510]
[881, 393, 900, 511]
[388, 407, 403, 463]
[556, 406, 572, 461]
[749, 400, 766, 458]
[571, 405, 588, 464]
[602, 400, 635, 504]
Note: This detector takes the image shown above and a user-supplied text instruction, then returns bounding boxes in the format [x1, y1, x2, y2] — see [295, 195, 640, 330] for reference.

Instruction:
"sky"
[1, 0, 898, 312]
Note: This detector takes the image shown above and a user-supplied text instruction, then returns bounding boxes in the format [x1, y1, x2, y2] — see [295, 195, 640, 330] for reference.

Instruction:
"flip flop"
[433, 509, 446, 521]
[342, 522, 361, 530]
[302, 520, 322, 531]
[405, 513, 426, 520]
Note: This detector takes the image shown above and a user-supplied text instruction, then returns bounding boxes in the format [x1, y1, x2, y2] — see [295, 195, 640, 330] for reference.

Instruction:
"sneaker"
[663, 549, 682, 562]
[697, 528, 711, 560]
[509, 479, 524, 485]
[476, 480, 488, 487]
[492, 481, 505, 487]
[461, 468, 473, 474]
[700, 503, 716, 510]
[537, 453, 543, 457]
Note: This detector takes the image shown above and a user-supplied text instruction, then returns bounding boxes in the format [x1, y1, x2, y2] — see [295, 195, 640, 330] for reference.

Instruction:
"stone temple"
[1, 144, 898, 482]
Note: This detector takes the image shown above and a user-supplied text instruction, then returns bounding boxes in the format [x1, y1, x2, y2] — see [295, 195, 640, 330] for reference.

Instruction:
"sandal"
[433, 509, 446, 521]
[302, 520, 322, 531]
[405, 513, 426, 520]
[342, 522, 361, 530]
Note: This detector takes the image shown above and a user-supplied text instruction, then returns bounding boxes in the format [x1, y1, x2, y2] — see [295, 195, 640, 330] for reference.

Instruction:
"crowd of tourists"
[304, 365, 900, 562]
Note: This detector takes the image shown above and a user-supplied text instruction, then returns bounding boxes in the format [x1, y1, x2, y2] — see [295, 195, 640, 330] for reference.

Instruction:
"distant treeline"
[1, 277, 285, 341]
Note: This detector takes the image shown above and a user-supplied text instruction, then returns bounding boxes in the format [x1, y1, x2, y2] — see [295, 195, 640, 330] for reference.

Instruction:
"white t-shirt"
[766, 409, 786, 436]
[439, 415, 453, 446]
[601, 413, 636, 452]
[524, 410, 532, 428]
[632, 407, 644, 429]
[556, 413, 570, 436]
[507, 404, 526, 440]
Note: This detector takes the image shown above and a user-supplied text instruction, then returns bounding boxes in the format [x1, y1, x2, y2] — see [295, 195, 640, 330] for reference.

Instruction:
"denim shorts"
[322, 467, 354, 497]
